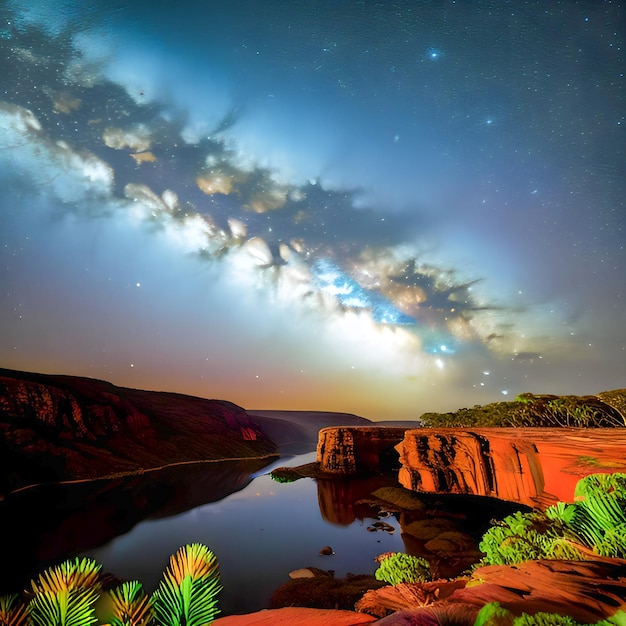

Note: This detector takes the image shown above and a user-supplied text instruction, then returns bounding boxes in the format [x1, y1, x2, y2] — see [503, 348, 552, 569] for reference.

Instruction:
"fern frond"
[30, 558, 101, 595]
[0, 593, 30, 626]
[105, 581, 153, 626]
[28, 559, 101, 626]
[153, 544, 221, 626]
[29, 588, 99, 626]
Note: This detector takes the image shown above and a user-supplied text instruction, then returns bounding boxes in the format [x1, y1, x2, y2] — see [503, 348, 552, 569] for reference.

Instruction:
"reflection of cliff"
[316, 475, 400, 525]
[397, 428, 626, 507]
[314, 474, 521, 579]
[0, 457, 271, 594]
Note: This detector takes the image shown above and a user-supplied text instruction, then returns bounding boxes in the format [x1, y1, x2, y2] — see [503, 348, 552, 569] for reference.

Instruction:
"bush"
[419, 393, 625, 428]
[374, 552, 431, 585]
[478, 473, 626, 567]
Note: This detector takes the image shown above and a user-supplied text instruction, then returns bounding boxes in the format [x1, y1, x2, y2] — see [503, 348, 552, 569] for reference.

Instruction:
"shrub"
[478, 473, 626, 567]
[374, 552, 431, 585]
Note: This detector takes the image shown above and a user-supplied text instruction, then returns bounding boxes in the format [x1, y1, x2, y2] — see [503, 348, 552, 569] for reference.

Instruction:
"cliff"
[316, 426, 413, 475]
[396, 427, 626, 507]
[0, 368, 278, 496]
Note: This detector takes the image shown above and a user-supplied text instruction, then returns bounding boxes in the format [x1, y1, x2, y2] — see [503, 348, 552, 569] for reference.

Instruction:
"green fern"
[374, 552, 431, 585]
[152, 543, 221, 626]
[545, 502, 577, 526]
[513, 613, 580, 625]
[29, 589, 99, 626]
[102, 581, 153, 626]
[0, 593, 30, 626]
[478, 511, 563, 566]
[28, 558, 101, 626]
[473, 601, 514, 625]
[569, 473, 626, 556]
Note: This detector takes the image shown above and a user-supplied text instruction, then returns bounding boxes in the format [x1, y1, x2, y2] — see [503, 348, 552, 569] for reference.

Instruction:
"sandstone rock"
[289, 567, 333, 579]
[269, 574, 386, 612]
[371, 604, 480, 625]
[447, 557, 626, 623]
[316, 426, 412, 475]
[0, 368, 278, 495]
[212, 607, 376, 625]
[355, 579, 468, 617]
[396, 427, 626, 507]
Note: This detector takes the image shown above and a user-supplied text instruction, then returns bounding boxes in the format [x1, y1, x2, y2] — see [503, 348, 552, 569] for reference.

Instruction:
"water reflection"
[315, 474, 524, 579]
[1, 452, 523, 616]
[0, 456, 273, 594]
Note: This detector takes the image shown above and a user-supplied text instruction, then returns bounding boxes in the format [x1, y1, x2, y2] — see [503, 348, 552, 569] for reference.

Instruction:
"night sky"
[1, 0, 624, 420]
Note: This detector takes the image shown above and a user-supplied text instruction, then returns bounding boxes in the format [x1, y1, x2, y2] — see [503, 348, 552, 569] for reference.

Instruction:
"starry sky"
[0, 0, 624, 420]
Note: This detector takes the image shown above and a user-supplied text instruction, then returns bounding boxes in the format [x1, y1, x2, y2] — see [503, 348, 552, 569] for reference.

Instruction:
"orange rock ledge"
[212, 607, 377, 625]
[397, 427, 626, 507]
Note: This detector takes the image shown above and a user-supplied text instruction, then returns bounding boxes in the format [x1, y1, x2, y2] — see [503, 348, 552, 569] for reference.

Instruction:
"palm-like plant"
[152, 543, 221, 626]
[28, 557, 101, 626]
[570, 473, 626, 556]
[99, 581, 153, 626]
[0, 593, 30, 626]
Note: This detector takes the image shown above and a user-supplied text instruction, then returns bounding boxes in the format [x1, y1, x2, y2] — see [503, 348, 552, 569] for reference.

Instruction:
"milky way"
[0, 0, 624, 419]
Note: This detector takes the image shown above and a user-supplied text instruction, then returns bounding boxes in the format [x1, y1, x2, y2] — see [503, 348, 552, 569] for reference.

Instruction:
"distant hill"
[248, 409, 373, 454]
[0, 368, 389, 496]
[0, 367, 279, 496]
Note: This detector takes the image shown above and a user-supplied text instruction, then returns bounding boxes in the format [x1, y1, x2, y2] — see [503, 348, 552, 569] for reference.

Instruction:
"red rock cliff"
[396, 427, 626, 507]
[0, 368, 278, 496]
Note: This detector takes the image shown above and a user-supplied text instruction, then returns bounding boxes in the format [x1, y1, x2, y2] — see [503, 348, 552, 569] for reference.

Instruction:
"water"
[1, 452, 519, 616]
[83, 453, 406, 615]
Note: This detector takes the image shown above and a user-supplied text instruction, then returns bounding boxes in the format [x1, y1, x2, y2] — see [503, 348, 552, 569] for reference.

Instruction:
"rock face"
[396, 427, 626, 507]
[316, 426, 413, 475]
[0, 368, 278, 496]
[447, 557, 626, 624]
[212, 607, 376, 625]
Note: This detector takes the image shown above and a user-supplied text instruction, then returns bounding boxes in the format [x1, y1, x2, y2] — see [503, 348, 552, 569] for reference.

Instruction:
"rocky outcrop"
[316, 426, 413, 475]
[212, 607, 377, 625]
[396, 427, 626, 507]
[445, 557, 626, 624]
[356, 557, 626, 622]
[0, 368, 278, 496]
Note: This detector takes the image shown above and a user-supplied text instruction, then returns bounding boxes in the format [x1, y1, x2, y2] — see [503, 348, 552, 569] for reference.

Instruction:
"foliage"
[1, 544, 220, 626]
[152, 543, 221, 626]
[479, 473, 626, 567]
[473, 603, 626, 626]
[473, 601, 514, 626]
[102, 582, 153, 626]
[419, 393, 625, 428]
[0, 593, 30, 626]
[477, 509, 588, 566]
[512, 613, 580, 625]
[28, 558, 101, 626]
[374, 552, 431, 585]
[569, 473, 626, 557]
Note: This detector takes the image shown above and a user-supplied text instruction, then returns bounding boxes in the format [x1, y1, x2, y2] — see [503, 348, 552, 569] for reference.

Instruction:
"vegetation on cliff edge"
[419, 391, 626, 428]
